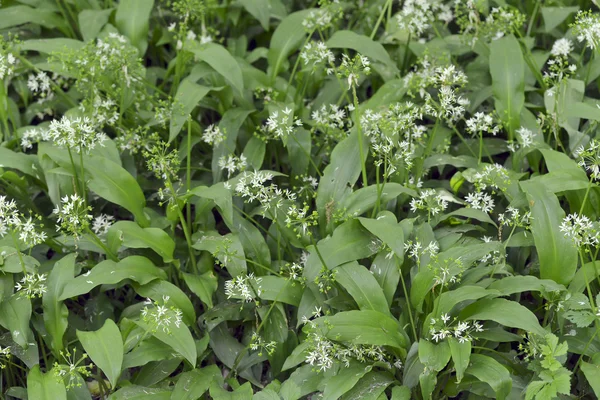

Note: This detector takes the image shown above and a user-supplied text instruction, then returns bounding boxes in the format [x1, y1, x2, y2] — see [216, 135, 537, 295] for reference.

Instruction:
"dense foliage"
[1, 0, 600, 398]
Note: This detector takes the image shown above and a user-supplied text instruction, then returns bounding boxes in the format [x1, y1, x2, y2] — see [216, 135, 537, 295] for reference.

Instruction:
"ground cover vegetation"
[0, 0, 600, 398]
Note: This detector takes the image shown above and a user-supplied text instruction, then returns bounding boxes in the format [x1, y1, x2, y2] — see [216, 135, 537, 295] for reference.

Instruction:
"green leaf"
[135, 279, 196, 326]
[171, 365, 221, 400]
[304, 219, 375, 281]
[192, 232, 246, 277]
[489, 34, 525, 134]
[0, 294, 32, 348]
[334, 261, 390, 315]
[340, 184, 416, 218]
[59, 256, 166, 300]
[0, 6, 67, 31]
[210, 381, 254, 400]
[521, 181, 577, 285]
[466, 354, 512, 400]
[418, 340, 451, 372]
[109, 386, 171, 400]
[169, 80, 212, 142]
[20, 39, 84, 54]
[326, 30, 397, 72]
[580, 361, 600, 397]
[27, 365, 67, 400]
[391, 386, 411, 400]
[43, 254, 76, 355]
[78, 9, 113, 42]
[459, 298, 545, 336]
[108, 221, 175, 263]
[134, 317, 197, 367]
[340, 371, 394, 400]
[317, 310, 408, 350]
[359, 215, 405, 260]
[0, 147, 44, 181]
[187, 42, 244, 94]
[77, 319, 123, 389]
[259, 276, 304, 306]
[239, 0, 271, 30]
[448, 338, 470, 383]
[182, 271, 218, 309]
[243, 135, 266, 169]
[541, 7, 579, 32]
[86, 157, 149, 227]
[123, 337, 173, 369]
[115, 0, 154, 55]
[267, 9, 312, 80]
[322, 363, 371, 400]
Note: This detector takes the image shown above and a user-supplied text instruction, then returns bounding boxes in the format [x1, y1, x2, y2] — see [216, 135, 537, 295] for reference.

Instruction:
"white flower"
[52, 194, 92, 238]
[92, 214, 115, 236]
[573, 11, 600, 50]
[560, 213, 600, 248]
[465, 112, 500, 137]
[224, 273, 263, 303]
[465, 192, 495, 213]
[218, 154, 247, 178]
[202, 124, 225, 146]
[516, 126, 534, 148]
[15, 273, 47, 298]
[47, 115, 107, 153]
[551, 38, 573, 57]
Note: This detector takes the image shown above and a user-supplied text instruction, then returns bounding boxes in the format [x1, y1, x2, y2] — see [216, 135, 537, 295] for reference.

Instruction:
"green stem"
[186, 117, 193, 236]
[370, 0, 392, 40]
[85, 227, 119, 261]
[579, 179, 593, 215]
[166, 179, 197, 271]
[66, 146, 82, 196]
[9, 230, 27, 275]
[399, 262, 418, 341]
[352, 85, 368, 187]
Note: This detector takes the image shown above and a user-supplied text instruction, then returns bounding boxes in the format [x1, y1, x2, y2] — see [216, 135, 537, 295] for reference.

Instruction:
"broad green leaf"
[0, 294, 32, 348]
[171, 366, 221, 400]
[541, 7, 579, 32]
[108, 221, 175, 263]
[316, 131, 367, 225]
[182, 271, 218, 308]
[60, 256, 166, 300]
[192, 231, 246, 277]
[337, 183, 415, 220]
[580, 360, 600, 397]
[370, 251, 399, 306]
[123, 337, 173, 368]
[359, 215, 405, 260]
[418, 340, 450, 372]
[77, 319, 123, 389]
[448, 338, 470, 383]
[326, 30, 397, 72]
[20, 39, 84, 54]
[43, 254, 76, 355]
[465, 354, 512, 400]
[115, 0, 154, 55]
[489, 34, 525, 135]
[169, 80, 212, 142]
[0, 147, 44, 181]
[267, 9, 312, 80]
[187, 42, 244, 94]
[134, 317, 197, 367]
[259, 276, 304, 306]
[86, 157, 149, 227]
[188, 183, 233, 225]
[210, 381, 254, 400]
[78, 9, 114, 42]
[521, 181, 577, 285]
[334, 261, 390, 315]
[317, 310, 408, 350]
[303, 219, 375, 281]
[459, 298, 545, 336]
[240, 0, 271, 30]
[391, 386, 411, 400]
[135, 280, 196, 326]
[109, 386, 171, 400]
[27, 365, 67, 400]
[487, 275, 565, 296]
[340, 371, 394, 400]
[0, 6, 67, 31]
[322, 363, 371, 400]
[243, 135, 266, 169]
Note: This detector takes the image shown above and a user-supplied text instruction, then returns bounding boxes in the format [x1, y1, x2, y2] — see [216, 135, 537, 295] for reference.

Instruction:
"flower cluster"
[234, 171, 296, 216]
[574, 139, 600, 181]
[572, 10, 600, 50]
[560, 213, 600, 249]
[410, 189, 448, 217]
[471, 163, 511, 193]
[300, 41, 335, 72]
[224, 273, 263, 303]
[0, 346, 10, 369]
[429, 314, 484, 343]
[218, 154, 247, 178]
[141, 295, 184, 334]
[0, 196, 47, 247]
[53, 348, 93, 389]
[250, 332, 277, 356]
[335, 54, 371, 89]
[0, 41, 17, 81]
[396, 0, 453, 38]
[91, 214, 115, 236]
[47, 115, 107, 153]
[202, 124, 225, 146]
[285, 203, 318, 238]
[143, 139, 180, 181]
[27, 72, 55, 104]
[53, 194, 93, 239]
[465, 112, 501, 137]
[15, 273, 47, 298]
[302, 0, 342, 31]
[498, 207, 532, 230]
[262, 107, 302, 141]
[464, 191, 495, 213]
[405, 240, 439, 267]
